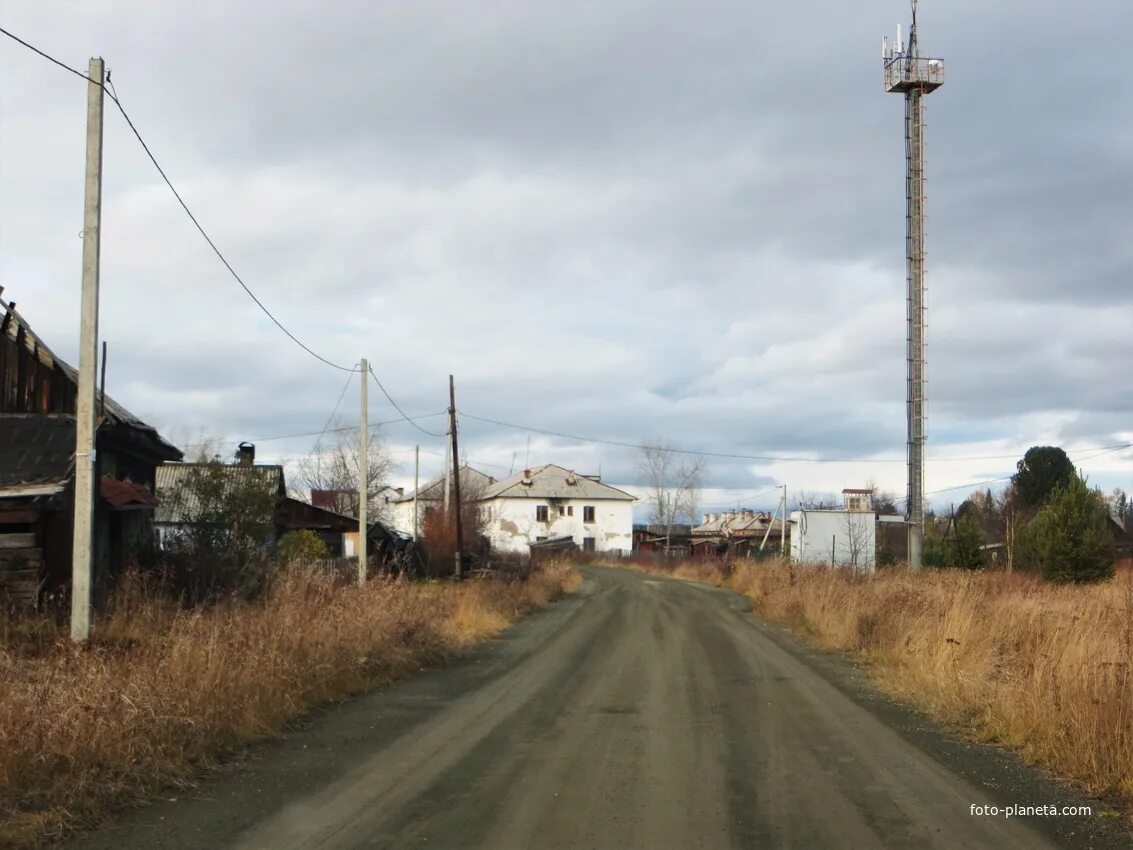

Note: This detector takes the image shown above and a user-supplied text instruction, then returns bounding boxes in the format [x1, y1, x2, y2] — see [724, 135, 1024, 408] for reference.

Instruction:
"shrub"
[1025, 476, 1115, 584]
[275, 530, 330, 567]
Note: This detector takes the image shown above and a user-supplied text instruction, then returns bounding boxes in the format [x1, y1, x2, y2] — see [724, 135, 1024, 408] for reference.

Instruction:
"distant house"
[689, 510, 787, 557]
[310, 485, 404, 525]
[0, 294, 182, 605]
[478, 465, 636, 555]
[159, 447, 404, 562]
[388, 464, 495, 536]
[155, 451, 287, 547]
[633, 523, 693, 556]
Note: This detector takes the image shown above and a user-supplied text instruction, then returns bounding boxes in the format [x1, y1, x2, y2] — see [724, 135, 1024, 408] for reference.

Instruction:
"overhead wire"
[461, 412, 1133, 467]
[368, 365, 446, 438]
[309, 369, 355, 458]
[2, 27, 356, 372]
[5, 27, 1131, 490]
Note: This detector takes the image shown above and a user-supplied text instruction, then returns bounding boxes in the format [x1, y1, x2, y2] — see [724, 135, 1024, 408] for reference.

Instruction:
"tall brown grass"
[623, 556, 1133, 814]
[0, 562, 577, 848]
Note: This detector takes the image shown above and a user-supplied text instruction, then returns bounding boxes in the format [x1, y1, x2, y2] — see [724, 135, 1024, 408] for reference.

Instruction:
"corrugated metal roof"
[479, 464, 636, 501]
[155, 462, 284, 523]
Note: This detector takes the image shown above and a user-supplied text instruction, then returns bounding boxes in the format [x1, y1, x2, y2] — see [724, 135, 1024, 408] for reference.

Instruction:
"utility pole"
[443, 426, 452, 515]
[413, 444, 420, 539]
[449, 375, 463, 579]
[358, 359, 368, 585]
[883, 1, 943, 568]
[782, 484, 789, 556]
[758, 484, 788, 554]
[70, 57, 105, 644]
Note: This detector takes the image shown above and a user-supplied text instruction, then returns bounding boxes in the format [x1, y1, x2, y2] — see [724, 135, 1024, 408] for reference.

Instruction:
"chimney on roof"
[395, 487, 404, 497]
[523, 469, 532, 479]
[703, 513, 711, 525]
[236, 442, 255, 467]
[740, 509, 753, 520]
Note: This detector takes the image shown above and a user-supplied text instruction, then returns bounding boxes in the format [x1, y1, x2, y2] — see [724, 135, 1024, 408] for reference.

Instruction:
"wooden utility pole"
[70, 57, 105, 643]
[358, 359, 368, 585]
[413, 444, 420, 538]
[449, 375, 463, 579]
[98, 341, 107, 419]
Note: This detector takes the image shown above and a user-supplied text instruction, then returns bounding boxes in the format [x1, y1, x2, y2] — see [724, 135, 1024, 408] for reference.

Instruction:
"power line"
[461, 412, 1133, 466]
[891, 444, 1131, 506]
[310, 369, 355, 457]
[177, 411, 448, 451]
[0, 27, 357, 373]
[459, 412, 906, 463]
[368, 365, 446, 438]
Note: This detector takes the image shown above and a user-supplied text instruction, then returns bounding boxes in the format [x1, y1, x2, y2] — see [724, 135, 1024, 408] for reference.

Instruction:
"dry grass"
[619, 556, 1133, 814]
[0, 562, 577, 848]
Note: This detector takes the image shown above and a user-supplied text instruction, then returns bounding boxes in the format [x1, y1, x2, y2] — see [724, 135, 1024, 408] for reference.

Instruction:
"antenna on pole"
[882, 2, 944, 568]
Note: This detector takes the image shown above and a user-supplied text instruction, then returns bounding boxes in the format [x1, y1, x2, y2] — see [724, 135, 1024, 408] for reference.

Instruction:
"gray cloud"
[2, 0, 1130, 512]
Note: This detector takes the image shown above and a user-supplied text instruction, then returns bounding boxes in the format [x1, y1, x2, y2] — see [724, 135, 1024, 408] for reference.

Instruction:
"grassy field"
[623, 556, 1133, 816]
[0, 563, 578, 848]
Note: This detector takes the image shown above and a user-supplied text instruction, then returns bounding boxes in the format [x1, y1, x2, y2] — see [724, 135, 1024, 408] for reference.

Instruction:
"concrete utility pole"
[413, 444, 420, 539]
[883, 0, 944, 568]
[449, 375, 463, 579]
[70, 57, 105, 644]
[782, 484, 789, 556]
[358, 359, 368, 585]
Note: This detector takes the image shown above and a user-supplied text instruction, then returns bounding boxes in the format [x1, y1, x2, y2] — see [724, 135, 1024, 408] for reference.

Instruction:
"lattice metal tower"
[883, 1, 943, 568]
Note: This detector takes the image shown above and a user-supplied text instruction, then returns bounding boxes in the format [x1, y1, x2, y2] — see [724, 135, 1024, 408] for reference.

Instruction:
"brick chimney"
[235, 442, 255, 467]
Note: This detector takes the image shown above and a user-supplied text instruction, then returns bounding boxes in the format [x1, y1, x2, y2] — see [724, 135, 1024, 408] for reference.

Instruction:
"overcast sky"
[2, 0, 1131, 515]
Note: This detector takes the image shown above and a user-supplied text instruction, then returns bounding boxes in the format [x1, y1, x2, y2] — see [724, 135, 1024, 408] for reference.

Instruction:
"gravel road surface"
[68, 566, 1130, 850]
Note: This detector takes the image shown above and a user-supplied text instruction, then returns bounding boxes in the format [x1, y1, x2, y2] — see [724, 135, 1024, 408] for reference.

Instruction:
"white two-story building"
[478, 464, 635, 555]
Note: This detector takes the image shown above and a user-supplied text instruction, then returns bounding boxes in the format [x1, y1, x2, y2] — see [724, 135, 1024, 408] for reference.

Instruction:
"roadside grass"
[0, 562, 577, 848]
[614, 556, 1133, 817]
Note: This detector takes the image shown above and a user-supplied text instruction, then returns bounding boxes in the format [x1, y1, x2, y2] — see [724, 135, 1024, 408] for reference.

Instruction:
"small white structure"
[479, 464, 636, 555]
[789, 509, 903, 570]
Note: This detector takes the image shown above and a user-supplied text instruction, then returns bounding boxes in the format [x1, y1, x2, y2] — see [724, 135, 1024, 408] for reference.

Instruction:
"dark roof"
[0, 415, 75, 494]
[2, 298, 180, 461]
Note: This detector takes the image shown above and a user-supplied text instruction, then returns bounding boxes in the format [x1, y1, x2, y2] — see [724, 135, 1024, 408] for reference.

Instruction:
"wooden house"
[0, 294, 181, 606]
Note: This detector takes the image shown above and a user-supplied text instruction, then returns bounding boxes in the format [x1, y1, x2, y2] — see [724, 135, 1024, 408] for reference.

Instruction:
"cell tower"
[883, 0, 943, 568]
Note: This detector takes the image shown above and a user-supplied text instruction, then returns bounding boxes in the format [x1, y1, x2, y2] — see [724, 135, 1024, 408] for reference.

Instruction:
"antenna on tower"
[882, 1, 944, 569]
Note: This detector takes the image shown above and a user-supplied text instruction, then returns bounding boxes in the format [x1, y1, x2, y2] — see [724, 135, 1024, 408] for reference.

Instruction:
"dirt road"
[70, 567, 1126, 850]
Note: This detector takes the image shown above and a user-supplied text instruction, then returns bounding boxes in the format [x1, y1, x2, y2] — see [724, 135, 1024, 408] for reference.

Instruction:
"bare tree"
[296, 420, 394, 520]
[638, 442, 705, 557]
[795, 491, 839, 510]
[843, 510, 872, 569]
[865, 478, 899, 514]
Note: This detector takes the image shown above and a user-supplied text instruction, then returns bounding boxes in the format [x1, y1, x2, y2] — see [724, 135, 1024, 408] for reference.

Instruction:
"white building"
[478, 464, 636, 555]
[388, 465, 495, 536]
[789, 508, 904, 570]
